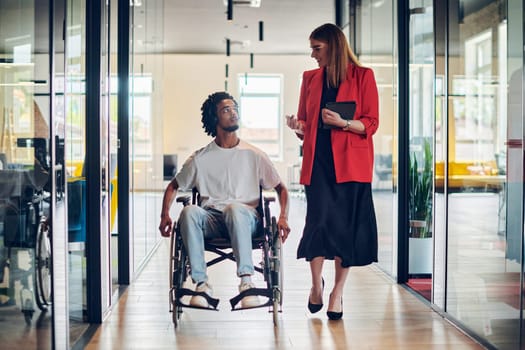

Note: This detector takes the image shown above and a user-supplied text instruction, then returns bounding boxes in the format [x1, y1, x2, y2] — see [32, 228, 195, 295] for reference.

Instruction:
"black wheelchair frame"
[2, 189, 52, 324]
[168, 189, 283, 327]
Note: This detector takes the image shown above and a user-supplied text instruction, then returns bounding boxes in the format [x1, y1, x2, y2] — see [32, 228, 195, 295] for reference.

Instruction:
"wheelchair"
[168, 189, 283, 327]
[1, 185, 52, 324]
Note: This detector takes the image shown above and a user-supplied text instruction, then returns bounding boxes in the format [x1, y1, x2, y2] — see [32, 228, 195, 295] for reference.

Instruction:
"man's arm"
[159, 178, 179, 237]
[274, 182, 291, 243]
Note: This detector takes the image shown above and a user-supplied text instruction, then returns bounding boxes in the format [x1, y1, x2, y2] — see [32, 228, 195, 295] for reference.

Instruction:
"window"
[237, 74, 282, 159]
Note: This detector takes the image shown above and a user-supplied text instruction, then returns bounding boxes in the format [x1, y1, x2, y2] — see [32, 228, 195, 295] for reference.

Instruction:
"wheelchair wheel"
[169, 227, 176, 295]
[270, 216, 283, 325]
[170, 229, 187, 327]
[34, 218, 52, 311]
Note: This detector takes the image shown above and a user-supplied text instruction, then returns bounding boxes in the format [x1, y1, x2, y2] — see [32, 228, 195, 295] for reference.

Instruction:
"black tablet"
[323, 101, 357, 129]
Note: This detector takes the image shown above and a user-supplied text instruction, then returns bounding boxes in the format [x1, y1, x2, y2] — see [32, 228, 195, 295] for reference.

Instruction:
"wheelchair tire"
[270, 216, 282, 325]
[169, 228, 176, 290]
[171, 229, 187, 327]
[35, 218, 52, 311]
[271, 217, 283, 304]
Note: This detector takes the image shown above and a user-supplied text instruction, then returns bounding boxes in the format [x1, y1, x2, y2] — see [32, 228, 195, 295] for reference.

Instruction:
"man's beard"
[220, 124, 239, 132]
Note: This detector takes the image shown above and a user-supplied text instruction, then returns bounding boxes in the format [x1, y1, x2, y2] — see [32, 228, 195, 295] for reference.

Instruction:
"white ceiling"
[159, 0, 336, 55]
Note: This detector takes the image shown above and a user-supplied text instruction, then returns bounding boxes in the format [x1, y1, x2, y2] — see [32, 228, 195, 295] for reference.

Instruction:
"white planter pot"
[408, 237, 433, 275]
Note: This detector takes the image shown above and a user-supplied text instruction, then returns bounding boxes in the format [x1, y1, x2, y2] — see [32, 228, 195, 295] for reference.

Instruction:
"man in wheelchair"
[159, 91, 290, 310]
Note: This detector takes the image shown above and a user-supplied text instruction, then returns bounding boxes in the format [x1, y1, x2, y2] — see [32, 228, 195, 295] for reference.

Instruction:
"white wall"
[162, 53, 317, 183]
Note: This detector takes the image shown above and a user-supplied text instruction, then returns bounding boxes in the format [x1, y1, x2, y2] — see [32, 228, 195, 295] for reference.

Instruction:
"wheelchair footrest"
[175, 287, 220, 310]
[229, 287, 273, 311]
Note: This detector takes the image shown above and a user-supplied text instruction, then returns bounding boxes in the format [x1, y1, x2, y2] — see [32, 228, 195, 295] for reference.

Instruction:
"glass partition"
[357, 0, 397, 278]
[100, 0, 112, 318]
[130, 1, 164, 272]
[109, 0, 119, 296]
[507, 3, 525, 346]
[407, 0, 434, 301]
[445, 1, 519, 348]
[0, 0, 54, 348]
[65, 0, 89, 342]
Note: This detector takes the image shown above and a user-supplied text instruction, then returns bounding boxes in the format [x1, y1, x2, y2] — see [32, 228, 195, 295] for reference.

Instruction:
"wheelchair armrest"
[176, 195, 191, 206]
[263, 196, 275, 205]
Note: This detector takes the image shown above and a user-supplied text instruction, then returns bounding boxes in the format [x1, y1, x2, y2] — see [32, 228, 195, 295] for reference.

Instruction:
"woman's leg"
[309, 257, 325, 304]
[328, 257, 349, 312]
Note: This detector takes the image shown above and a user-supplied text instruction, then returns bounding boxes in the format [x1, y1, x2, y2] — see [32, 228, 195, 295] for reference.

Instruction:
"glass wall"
[65, 0, 114, 340]
[0, 0, 165, 347]
[353, 0, 523, 347]
[130, 1, 164, 272]
[100, 0, 113, 320]
[109, 0, 119, 296]
[357, 0, 398, 278]
[508, 4, 525, 348]
[0, 1, 56, 348]
[443, 1, 518, 348]
[65, 0, 88, 342]
[407, 0, 434, 301]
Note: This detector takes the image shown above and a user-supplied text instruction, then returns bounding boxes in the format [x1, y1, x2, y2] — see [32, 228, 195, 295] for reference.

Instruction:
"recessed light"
[223, 0, 261, 8]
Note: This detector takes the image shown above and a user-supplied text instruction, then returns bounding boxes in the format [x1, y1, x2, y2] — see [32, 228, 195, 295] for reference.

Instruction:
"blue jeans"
[178, 202, 259, 284]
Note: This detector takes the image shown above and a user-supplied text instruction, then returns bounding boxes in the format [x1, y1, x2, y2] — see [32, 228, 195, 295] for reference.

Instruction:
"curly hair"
[200, 91, 237, 137]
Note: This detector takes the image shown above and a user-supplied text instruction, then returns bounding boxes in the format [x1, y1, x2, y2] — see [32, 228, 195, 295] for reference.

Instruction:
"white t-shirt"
[175, 139, 281, 210]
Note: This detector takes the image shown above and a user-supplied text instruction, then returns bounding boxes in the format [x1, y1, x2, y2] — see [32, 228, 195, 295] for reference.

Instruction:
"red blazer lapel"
[308, 69, 324, 124]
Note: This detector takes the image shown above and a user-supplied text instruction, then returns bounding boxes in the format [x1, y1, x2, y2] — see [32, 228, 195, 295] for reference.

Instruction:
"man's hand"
[277, 216, 290, 243]
[159, 179, 179, 237]
[159, 215, 173, 237]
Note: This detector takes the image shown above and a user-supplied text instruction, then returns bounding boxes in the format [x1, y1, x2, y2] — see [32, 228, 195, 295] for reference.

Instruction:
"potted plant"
[408, 139, 433, 275]
[409, 139, 432, 238]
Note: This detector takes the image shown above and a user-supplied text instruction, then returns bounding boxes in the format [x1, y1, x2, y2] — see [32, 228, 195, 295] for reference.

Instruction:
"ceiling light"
[259, 21, 264, 41]
[223, 0, 261, 8]
[227, 0, 233, 20]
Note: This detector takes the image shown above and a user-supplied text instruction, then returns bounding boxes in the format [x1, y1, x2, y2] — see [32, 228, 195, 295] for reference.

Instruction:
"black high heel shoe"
[307, 278, 324, 313]
[326, 294, 343, 320]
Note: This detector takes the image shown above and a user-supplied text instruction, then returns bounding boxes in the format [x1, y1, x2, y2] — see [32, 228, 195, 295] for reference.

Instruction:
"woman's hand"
[321, 108, 346, 128]
[285, 114, 304, 135]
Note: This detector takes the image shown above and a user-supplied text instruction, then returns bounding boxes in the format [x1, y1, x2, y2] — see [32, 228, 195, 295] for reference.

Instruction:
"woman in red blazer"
[286, 23, 379, 320]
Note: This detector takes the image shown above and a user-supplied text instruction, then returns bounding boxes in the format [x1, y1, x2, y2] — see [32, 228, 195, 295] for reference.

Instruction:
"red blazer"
[297, 64, 379, 185]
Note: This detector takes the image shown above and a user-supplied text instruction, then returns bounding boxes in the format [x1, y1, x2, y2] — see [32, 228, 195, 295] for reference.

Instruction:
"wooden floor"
[83, 196, 485, 350]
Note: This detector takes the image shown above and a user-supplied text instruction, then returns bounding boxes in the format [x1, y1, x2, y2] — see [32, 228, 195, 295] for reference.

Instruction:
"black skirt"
[297, 127, 378, 268]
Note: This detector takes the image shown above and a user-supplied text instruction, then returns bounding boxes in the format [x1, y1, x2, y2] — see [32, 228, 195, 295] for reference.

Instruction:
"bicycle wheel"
[34, 218, 52, 310]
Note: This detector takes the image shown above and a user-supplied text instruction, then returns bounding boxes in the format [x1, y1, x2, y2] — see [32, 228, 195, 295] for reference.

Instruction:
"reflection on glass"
[130, 2, 164, 272]
[446, 1, 517, 348]
[109, 0, 119, 296]
[0, 0, 53, 348]
[358, 0, 396, 277]
[407, 0, 434, 301]
[66, 0, 89, 343]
